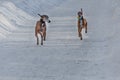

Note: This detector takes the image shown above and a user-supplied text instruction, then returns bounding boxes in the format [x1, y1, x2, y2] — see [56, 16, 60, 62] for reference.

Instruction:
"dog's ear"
[81, 8, 82, 12]
[38, 14, 42, 17]
[81, 8, 83, 14]
[48, 20, 51, 23]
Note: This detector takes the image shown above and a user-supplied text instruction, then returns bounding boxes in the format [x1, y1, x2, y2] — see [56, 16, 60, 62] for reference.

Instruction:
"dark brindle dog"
[77, 9, 87, 40]
[35, 14, 51, 45]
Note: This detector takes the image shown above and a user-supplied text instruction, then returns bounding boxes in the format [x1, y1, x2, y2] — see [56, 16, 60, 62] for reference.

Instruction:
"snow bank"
[1, 1, 34, 25]
[10, 0, 66, 16]
[0, 1, 35, 39]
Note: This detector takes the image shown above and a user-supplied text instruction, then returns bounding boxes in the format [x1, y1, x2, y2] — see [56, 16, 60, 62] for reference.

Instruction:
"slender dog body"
[77, 9, 87, 40]
[35, 14, 50, 45]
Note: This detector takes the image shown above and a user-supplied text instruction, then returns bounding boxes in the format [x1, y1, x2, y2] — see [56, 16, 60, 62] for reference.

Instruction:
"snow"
[0, 0, 120, 80]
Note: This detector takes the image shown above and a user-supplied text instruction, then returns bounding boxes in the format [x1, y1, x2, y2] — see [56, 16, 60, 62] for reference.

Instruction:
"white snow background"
[0, 0, 120, 80]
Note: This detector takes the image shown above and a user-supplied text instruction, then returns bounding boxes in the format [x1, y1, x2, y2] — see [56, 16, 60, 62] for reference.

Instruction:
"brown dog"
[35, 14, 51, 45]
[77, 9, 87, 40]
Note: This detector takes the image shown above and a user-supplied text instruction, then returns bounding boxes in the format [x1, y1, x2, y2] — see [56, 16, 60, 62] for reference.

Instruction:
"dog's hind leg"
[85, 22, 87, 33]
[41, 35, 43, 45]
[43, 28, 46, 41]
[79, 28, 83, 40]
[79, 32, 82, 40]
[36, 36, 39, 45]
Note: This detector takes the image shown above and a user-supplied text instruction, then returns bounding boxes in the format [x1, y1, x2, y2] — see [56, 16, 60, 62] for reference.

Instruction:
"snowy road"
[0, 16, 116, 80]
[0, 0, 120, 80]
